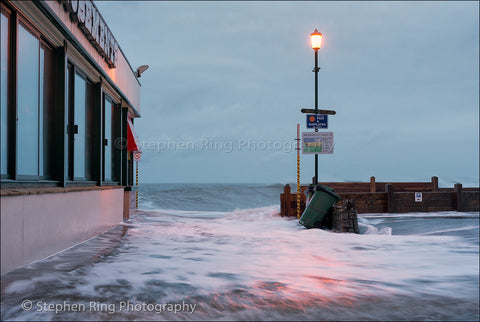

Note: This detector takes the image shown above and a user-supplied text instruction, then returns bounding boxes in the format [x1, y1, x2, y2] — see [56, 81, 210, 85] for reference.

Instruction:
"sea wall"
[281, 177, 480, 216]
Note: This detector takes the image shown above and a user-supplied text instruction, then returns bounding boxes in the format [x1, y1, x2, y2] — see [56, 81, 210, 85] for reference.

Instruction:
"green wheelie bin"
[299, 185, 341, 229]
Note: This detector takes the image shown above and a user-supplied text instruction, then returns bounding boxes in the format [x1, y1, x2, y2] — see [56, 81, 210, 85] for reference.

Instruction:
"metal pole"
[314, 49, 319, 185]
[135, 160, 138, 209]
[296, 124, 301, 219]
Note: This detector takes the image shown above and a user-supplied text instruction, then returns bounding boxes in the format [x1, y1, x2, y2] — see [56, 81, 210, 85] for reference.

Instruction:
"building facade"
[0, 0, 142, 274]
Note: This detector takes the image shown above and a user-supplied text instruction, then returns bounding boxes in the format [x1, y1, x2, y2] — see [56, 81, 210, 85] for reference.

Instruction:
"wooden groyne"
[281, 176, 480, 216]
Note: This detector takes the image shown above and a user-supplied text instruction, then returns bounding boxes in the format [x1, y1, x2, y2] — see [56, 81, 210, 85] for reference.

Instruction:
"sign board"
[133, 152, 142, 161]
[301, 108, 336, 115]
[306, 114, 328, 129]
[302, 132, 334, 154]
[415, 192, 422, 202]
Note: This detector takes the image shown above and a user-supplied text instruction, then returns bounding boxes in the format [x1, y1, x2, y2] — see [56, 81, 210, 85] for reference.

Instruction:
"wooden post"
[281, 184, 291, 217]
[386, 184, 394, 213]
[370, 176, 376, 193]
[431, 176, 438, 192]
[454, 183, 463, 212]
[123, 191, 130, 219]
[280, 186, 284, 216]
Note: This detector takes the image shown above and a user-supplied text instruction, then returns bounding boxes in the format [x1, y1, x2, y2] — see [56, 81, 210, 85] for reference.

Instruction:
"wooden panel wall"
[280, 178, 479, 216]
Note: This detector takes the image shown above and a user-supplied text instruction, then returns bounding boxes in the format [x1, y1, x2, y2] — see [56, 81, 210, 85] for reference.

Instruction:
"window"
[85, 81, 94, 180]
[15, 21, 55, 178]
[16, 23, 39, 176]
[103, 94, 121, 183]
[73, 73, 86, 179]
[1, 4, 127, 186]
[67, 66, 95, 181]
[103, 95, 113, 181]
[1, 7, 10, 176]
[39, 44, 55, 177]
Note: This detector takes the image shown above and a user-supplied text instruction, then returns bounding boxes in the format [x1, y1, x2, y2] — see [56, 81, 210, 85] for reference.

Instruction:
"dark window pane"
[39, 48, 44, 175]
[67, 64, 73, 180]
[85, 81, 94, 180]
[74, 73, 86, 178]
[1, 11, 9, 175]
[111, 103, 121, 182]
[17, 23, 39, 176]
[104, 96, 112, 181]
[40, 44, 54, 177]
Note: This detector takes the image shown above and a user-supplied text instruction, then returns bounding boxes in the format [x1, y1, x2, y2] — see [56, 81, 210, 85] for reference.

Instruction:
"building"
[0, 0, 143, 274]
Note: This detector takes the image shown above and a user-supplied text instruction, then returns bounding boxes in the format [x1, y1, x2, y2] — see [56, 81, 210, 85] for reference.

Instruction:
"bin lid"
[315, 184, 341, 201]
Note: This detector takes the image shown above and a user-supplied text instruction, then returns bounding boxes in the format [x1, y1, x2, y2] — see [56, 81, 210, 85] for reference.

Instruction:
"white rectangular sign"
[302, 132, 334, 154]
[415, 192, 422, 202]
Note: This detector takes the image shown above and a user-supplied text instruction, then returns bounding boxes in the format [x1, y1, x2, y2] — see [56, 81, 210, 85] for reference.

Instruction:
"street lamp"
[310, 29, 322, 50]
[135, 65, 149, 78]
[310, 29, 322, 185]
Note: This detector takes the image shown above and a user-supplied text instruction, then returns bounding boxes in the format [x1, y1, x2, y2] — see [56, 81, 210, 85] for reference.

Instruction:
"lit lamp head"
[310, 29, 322, 51]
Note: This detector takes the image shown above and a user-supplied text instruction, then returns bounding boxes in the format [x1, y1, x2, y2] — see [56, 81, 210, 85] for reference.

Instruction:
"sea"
[1, 183, 479, 321]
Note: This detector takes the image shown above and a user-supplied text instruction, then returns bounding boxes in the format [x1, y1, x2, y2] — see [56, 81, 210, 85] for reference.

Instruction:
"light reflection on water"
[1, 207, 479, 321]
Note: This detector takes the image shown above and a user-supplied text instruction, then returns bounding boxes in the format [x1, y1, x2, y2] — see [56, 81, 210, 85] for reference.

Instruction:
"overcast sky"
[95, 1, 479, 186]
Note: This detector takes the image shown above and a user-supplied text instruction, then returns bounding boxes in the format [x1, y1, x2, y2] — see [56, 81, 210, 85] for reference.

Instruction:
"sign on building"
[306, 114, 328, 129]
[302, 132, 334, 154]
[415, 192, 422, 202]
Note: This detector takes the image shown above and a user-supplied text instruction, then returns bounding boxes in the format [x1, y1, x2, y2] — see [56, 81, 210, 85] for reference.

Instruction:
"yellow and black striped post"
[135, 160, 139, 209]
[296, 124, 301, 219]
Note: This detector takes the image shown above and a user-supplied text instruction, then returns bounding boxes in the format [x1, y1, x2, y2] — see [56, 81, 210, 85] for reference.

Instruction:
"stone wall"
[331, 200, 359, 234]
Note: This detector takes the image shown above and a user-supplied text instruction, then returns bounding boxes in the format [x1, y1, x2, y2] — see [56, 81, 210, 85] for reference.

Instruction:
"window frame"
[102, 93, 113, 183]
[39, 40, 55, 179]
[0, 2, 127, 188]
[66, 62, 97, 184]
[0, 4, 12, 179]
[15, 16, 56, 181]
[102, 92, 120, 185]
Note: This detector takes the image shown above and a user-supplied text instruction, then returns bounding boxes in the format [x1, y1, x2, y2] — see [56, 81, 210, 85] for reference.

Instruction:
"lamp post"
[310, 29, 322, 185]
